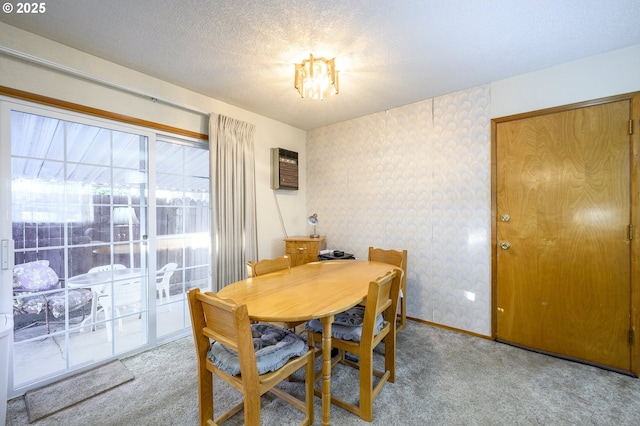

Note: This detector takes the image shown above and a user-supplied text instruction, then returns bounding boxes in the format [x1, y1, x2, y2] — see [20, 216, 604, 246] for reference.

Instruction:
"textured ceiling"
[1, 0, 640, 130]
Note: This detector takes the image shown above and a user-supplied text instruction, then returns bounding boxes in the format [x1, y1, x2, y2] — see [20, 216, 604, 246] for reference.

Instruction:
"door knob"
[500, 242, 511, 250]
[500, 214, 510, 222]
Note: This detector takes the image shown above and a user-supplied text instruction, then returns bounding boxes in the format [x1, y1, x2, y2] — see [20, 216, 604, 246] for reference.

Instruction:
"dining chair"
[187, 288, 315, 426]
[368, 247, 408, 331]
[246, 256, 301, 331]
[306, 268, 402, 422]
[246, 255, 290, 277]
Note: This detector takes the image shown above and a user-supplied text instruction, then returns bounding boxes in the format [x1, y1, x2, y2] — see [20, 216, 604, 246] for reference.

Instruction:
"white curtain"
[209, 113, 258, 290]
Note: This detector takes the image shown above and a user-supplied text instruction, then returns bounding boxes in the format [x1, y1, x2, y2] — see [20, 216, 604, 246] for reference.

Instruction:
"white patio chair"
[156, 262, 178, 310]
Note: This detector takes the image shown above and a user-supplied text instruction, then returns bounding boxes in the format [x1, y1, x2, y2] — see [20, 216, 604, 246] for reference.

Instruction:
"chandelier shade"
[294, 54, 339, 100]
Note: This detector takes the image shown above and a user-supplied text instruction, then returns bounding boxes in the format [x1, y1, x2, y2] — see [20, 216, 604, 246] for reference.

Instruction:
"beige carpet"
[24, 360, 134, 423]
[7, 322, 640, 425]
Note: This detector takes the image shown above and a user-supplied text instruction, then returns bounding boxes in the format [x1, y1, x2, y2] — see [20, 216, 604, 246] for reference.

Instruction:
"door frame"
[490, 92, 640, 376]
[0, 96, 211, 397]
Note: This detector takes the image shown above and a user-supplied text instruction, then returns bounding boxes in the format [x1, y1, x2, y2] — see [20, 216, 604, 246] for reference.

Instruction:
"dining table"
[216, 259, 399, 425]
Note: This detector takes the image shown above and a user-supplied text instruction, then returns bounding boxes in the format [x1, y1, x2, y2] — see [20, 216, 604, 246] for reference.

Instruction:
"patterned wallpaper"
[307, 84, 491, 336]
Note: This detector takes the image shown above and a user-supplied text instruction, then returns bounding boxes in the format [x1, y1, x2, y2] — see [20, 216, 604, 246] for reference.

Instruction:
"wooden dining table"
[217, 259, 399, 425]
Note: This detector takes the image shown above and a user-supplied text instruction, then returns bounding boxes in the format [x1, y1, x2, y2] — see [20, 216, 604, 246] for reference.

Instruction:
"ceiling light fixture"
[294, 54, 339, 100]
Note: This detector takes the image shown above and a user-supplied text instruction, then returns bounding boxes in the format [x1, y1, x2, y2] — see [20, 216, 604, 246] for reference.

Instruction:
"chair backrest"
[12, 260, 61, 291]
[88, 264, 140, 307]
[89, 264, 127, 273]
[368, 247, 407, 289]
[156, 262, 178, 284]
[361, 269, 402, 344]
[187, 288, 259, 382]
[247, 256, 290, 278]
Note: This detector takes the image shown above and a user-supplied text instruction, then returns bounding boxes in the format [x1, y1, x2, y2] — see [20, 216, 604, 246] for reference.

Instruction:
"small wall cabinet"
[284, 236, 326, 266]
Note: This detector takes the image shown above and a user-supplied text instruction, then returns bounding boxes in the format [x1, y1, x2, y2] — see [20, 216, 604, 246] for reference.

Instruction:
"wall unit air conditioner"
[271, 148, 299, 190]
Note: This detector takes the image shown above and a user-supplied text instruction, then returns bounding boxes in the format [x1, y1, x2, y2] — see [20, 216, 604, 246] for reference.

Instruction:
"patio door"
[0, 99, 211, 397]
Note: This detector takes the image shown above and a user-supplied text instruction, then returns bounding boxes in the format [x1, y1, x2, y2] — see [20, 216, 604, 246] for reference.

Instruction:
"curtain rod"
[0, 45, 210, 117]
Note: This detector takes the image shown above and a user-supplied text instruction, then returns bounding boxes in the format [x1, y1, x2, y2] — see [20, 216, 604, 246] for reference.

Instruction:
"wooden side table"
[284, 236, 326, 266]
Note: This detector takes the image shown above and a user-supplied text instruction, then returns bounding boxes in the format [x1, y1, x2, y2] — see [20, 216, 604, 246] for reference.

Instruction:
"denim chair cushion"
[207, 323, 308, 376]
[306, 306, 384, 342]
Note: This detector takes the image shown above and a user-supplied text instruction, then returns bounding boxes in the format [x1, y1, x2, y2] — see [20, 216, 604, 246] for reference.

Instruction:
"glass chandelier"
[294, 54, 339, 100]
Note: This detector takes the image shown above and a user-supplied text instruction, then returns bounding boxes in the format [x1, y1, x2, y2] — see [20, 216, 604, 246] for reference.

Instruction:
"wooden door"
[496, 100, 632, 371]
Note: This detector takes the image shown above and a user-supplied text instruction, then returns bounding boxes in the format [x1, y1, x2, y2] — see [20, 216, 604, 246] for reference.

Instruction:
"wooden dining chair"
[246, 255, 290, 277]
[368, 247, 408, 331]
[187, 288, 315, 426]
[306, 268, 402, 422]
[246, 256, 301, 331]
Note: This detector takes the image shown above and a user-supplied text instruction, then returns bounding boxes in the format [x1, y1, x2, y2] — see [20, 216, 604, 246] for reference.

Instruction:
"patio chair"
[156, 262, 178, 309]
[86, 264, 127, 331]
[91, 265, 142, 342]
[12, 260, 93, 334]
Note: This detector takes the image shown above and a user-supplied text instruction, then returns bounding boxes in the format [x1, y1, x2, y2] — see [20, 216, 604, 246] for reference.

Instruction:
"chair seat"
[12, 292, 47, 315]
[208, 323, 308, 376]
[47, 289, 93, 318]
[13, 289, 92, 318]
[306, 306, 384, 342]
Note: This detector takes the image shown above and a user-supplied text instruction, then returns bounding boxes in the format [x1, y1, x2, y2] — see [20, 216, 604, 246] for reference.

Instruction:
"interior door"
[496, 99, 632, 371]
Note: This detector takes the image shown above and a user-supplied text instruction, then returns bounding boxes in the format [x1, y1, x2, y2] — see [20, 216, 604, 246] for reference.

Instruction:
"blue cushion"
[305, 306, 384, 342]
[207, 323, 308, 376]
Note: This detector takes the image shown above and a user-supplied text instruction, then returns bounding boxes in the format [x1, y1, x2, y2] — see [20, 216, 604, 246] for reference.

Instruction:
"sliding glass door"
[154, 137, 211, 338]
[0, 99, 211, 397]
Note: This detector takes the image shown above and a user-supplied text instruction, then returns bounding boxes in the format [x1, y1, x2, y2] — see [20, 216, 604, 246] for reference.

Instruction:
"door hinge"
[630, 328, 635, 346]
[630, 119, 634, 135]
[629, 224, 633, 240]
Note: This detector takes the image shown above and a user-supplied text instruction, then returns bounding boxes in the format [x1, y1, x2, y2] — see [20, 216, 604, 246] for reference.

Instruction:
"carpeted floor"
[6, 321, 640, 425]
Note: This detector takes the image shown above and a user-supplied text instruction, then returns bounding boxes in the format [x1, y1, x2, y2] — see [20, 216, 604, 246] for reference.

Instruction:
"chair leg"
[359, 349, 374, 422]
[44, 303, 51, 334]
[198, 369, 213, 425]
[164, 286, 172, 311]
[116, 307, 123, 332]
[157, 286, 172, 311]
[305, 349, 315, 425]
[104, 305, 113, 342]
[398, 292, 406, 331]
[243, 388, 262, 426]
[81, 290, 98, 332]
[384, 329, 396, 383]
